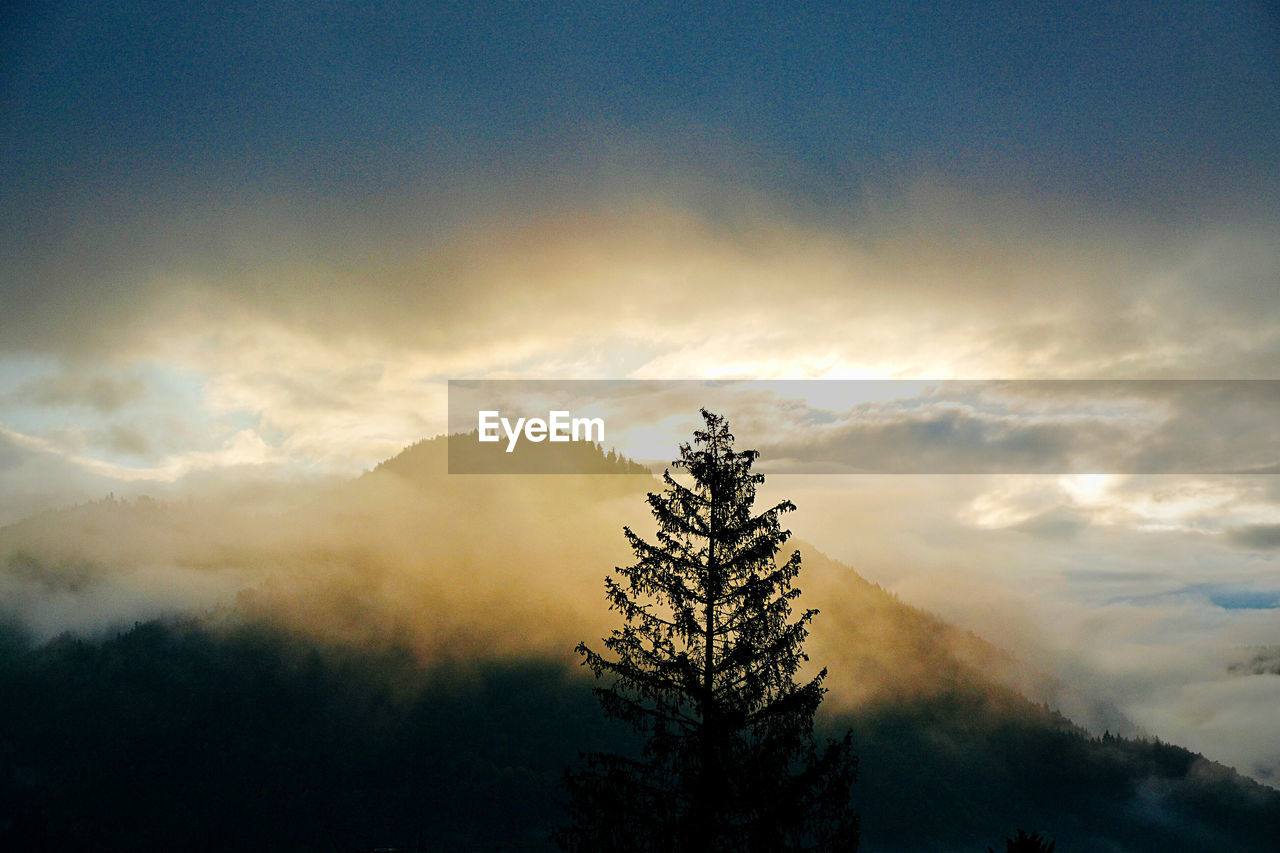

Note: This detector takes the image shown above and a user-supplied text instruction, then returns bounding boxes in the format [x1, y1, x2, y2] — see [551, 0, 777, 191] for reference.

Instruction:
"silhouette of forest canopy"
[1, 616, 1278, 851]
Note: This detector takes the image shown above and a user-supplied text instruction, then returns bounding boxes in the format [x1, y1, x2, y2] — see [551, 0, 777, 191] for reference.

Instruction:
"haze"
[3, 0, 1278, 791]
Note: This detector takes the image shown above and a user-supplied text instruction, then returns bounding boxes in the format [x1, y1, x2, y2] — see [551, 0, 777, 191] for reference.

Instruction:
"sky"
[2, 0, 1280, 782]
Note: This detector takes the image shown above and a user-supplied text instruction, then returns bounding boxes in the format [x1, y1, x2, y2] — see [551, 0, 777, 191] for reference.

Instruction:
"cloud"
[102, 424, 152, 456]
[1, 187, 1277, 511]
[5, 188, 1280, 378]
[770, 470, 1280, 780]
[562, 379, 1280, 476]
[1011, 506, 1091, 541]
[2, 0, 1277, 812]
[2, 181, 1279, 788]
[0, 426, 123, 525]
[1229, 647, 1280, 676]
[1226, 524, 1280, 550]
[0, 420, 314, 527]
[10, 372, 147, 413]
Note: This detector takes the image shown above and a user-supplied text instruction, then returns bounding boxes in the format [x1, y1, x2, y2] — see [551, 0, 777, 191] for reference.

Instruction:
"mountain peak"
[373, 431, 652, 478]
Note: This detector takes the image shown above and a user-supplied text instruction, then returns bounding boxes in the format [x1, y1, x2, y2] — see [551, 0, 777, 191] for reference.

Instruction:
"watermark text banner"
[447, 380, 1280, 474]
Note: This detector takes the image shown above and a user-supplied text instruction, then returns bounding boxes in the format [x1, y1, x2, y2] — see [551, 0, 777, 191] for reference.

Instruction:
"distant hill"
[1, 435, 1278, 850]
[434, 428, 652, 475]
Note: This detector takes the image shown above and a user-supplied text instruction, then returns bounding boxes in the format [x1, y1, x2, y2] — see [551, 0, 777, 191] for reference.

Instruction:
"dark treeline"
[0, 616, 632, 852]
[1, 616, 1277, 852]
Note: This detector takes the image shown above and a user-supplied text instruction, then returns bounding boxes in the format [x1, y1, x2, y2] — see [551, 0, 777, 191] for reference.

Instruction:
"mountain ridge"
[1, 435, 1278, 850]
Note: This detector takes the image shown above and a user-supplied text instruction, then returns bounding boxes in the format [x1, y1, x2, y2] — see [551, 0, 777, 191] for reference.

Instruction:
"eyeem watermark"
[478, 410, 605, 453]
[449, 379, 1280, 474]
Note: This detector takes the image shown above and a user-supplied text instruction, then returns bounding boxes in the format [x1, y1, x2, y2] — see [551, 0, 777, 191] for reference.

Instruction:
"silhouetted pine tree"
[989, 828, 1056, 852]
[557, 409, 858, 852]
